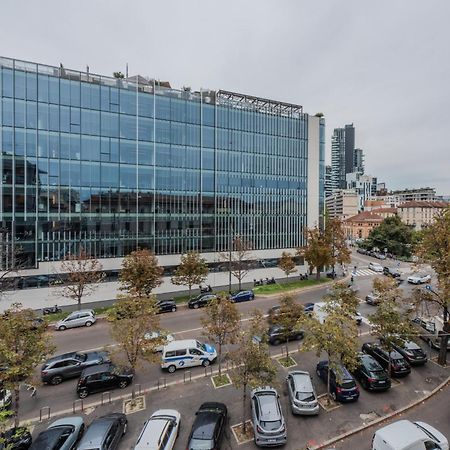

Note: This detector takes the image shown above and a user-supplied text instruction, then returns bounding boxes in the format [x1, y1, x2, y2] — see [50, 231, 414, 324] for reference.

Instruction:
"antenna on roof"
[126, 63, 129, 79]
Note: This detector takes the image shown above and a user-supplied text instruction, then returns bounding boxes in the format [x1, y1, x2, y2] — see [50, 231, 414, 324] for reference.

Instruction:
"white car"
[144, 331, 174, 353]
[55, 310, 96, 331]
[407, 273, 431, 284]
[368, 262, 383, 272]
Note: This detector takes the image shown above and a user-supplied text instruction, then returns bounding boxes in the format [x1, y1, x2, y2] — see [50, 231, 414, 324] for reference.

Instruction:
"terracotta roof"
[398, 201, 448, 209]
[372, 207, 397, 213]
[344, 211, 384, 223]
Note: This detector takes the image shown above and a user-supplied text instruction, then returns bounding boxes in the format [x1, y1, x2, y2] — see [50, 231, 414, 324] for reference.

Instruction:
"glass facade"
[0, 57, 321, 266]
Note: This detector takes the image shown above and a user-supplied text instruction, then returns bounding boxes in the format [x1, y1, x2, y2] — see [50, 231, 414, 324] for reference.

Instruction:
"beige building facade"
[325, 189, 359, 219]
[343, 211, 383, 241]
[397, 201, 448, 230]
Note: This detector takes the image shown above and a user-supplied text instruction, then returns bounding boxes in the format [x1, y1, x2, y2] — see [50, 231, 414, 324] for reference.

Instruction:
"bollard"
[157, 378, 167, 390]
[132, 384, 142, 398]
[101, 391, 112, 405]
[183, 371, 192, 383]
[281, 345, 287, 357]
[72, 399, 83, 414]
[39, 406, 50, 422]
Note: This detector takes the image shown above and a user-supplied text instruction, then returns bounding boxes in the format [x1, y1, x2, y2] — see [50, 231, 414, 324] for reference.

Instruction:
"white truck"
[372, 419, 448, 450]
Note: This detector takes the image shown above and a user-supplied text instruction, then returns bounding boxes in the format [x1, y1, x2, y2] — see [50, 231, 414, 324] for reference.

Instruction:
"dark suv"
[188, 294, 217, 309]
[77, 414, 127, 450]
[316, 361, 359, 402]
[155, 299, 177, 313]
[41, 351, 110, 385]
[383, 267, 401, 278]
[187, 403, 227, 450]
[77, 364, 133, 399]
[381, 339, 427, 366]
[0, 427, 32, 450]
[362, 342, 411, 377]
[353, 353, 391, 391]
[267, 325, 304, 345]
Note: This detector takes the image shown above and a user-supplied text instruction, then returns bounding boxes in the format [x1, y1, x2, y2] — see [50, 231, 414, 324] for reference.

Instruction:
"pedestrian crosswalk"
[353, 269, 377, 277]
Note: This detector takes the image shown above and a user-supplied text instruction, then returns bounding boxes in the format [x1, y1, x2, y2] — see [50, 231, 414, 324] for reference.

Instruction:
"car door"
[287, 375, 295, 403]
[63, 314, 78, 329]
[86, 373, 103, 393]
[188, 348, 203, 367]
[104, 421, 119, 450]
[165, 421, 176, 450]
[63, 359, 83, 378]
[99, 371, 117, 390]
[76, 313, 90, 327]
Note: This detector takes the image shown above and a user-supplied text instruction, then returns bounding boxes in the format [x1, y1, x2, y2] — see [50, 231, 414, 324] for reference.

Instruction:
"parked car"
[229, 290, 255, 303]
[41, 351, 110, 385]
[0, 387, 12, 409]
[77, 414, 127, 450]
[187, 403, 227, 450]
[313, 302, 362, 326]
[368, 262, 384, 272]
[143, 331, 174, 353]
[412, 316, 450, 350]
[353, 353, 391, 391]
[407, 273, 431, 284]
[361, 342, 411, 377]
[286, 371, 319, 415]
[326, 270, 337, 279]
[383, 267, 401, 278]
[316, 361, 360, 402]
[372, 420, 449, 450]
[77, 363, 133, 398]
[134, 409, 180, 450]
[251, 387, 287, 446]
[267, 325, 303, 346]
[365, 292, 380, 306]
[155, 299, 177, 313]
[0, 427, 32, 450]
[55, 310, 96, 331]
[304, 302, 315, 314]
[30, 417, 85, 450]
[375, 253, 386, 260]
[188, 294, 217, 309]
[380, 338, 427, 366]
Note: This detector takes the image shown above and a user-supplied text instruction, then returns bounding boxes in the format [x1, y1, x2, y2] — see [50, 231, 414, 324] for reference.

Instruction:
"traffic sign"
[426, 285, 432, 291]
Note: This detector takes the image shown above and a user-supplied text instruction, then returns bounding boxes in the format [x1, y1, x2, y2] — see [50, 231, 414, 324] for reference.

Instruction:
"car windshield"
[188, 438, 215, 449]
[296, 392, 315, 402]
[260, 420, 282, 431]
[362, 357, 381, 371]
[75, 353, 87, 362]
[369, 370, 386, 379]
[196, 341, 207, 351]
[341, 380, 355, 389]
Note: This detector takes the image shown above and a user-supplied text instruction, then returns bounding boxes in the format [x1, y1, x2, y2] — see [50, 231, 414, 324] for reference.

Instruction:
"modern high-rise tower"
[331, 123, 357, 190]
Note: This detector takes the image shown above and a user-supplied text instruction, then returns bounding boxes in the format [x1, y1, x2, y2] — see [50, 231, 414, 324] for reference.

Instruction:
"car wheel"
[85, 321, 93, 327]
[78, 389, 88, 399]
[58, 325, 67, 331]
[50, 375, 63, 386]
[193, 304, 199, 309]
[118, 380, 128, 389]
[202, 359, 211, 367]
[171, 307, 176, 312]
[168, 365, 176, 373]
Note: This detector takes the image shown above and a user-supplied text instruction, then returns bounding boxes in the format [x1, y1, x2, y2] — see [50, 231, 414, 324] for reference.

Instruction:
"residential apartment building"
[346, 172, 377, 210]
[372, 187, 437, 207]
[397, 201, 448, 230]
[325, 189, 359, 219]
[324, 164, 332, 199]
[0, 56, 325, 270]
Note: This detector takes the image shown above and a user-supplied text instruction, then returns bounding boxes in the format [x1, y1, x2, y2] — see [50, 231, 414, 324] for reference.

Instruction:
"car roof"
[46, 352, 80, 363]
[403, 341, 421, 350]
[163, 339, 199, 351]
[375, 420, 427, 447]
[290, 372, 313, 392]
[135, 418, 171, 450]
[191, 404, 225, 439]
[32, 427, 72, 450]
[255, 391, 280, 421]
[49, 417, 84, 429]
[78, 415, 123, 449]
[81, 363, 112, 376]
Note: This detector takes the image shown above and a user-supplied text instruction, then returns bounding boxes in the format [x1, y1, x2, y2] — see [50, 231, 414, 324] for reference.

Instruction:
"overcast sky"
[1, 0, 449, 194]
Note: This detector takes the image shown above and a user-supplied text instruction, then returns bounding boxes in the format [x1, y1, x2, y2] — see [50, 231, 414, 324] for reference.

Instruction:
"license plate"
[378, 381, 385, 384]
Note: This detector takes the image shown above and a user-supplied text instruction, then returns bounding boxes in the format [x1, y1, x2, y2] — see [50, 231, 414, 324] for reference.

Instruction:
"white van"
[372, 420, 448, 450]
[161, 339, 217, 373]
[313, 302, 362, 326]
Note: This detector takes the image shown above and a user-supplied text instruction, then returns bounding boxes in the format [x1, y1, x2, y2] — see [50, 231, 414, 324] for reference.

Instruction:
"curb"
[310, 375, 450, 450]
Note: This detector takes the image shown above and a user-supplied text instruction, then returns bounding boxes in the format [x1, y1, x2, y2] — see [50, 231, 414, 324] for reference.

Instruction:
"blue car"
[229, 290, 255, 303]
[316, 361, 359, 402]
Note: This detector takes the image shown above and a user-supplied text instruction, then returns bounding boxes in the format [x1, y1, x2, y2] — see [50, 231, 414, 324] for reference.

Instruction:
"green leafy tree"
[270, 294, 304, 357]
[119, 249, 164, 298]
[415, 207, 450, 365]
[368, 278, 416, 374]
[297, 227, 332, 279]
[229, 310, 277, 434]
[220, 236, 253, 290]
[171, 251, 209, 299]
[298, 284, 359, 403]
[0, 304, 54, 426]
[278, 251, 297, 279]
[365, 215, 414, 257]
[325, 216, 351, 275]
[107, 294, 164, 371]
[201, 295, 241, 375]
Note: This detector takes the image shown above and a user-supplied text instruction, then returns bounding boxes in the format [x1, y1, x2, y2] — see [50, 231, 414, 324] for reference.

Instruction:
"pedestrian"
[351, 275, 354, 283]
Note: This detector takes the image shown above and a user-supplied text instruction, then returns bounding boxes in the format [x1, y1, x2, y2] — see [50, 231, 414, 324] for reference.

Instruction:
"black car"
[76, 364, 133, 399]
[381, 339, 428, 366]
[41, 351, 110, 385]
[353, 353, 391, 391]
[316, 361, 359, 402]
[187, 402, 227, 450]
[361, 342, 411, 377]
[267, 325, 303, 345]
[0, 427, 32, 450]
[156, 299, 177, 313]
[188, 294, 217, 309]
[77, 414, 127, 450]
[383, 267, 401, 278]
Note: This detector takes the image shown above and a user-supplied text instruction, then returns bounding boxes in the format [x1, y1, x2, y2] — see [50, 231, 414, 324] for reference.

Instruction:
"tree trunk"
[13, 386, 20, 427]
[238, 273, 242, 291]
[437, 321, 450, 366]
[188, 284, 192, 300]
[77, 296, 81, 310]
[242, 383, 247, 433]
[285, 336, 290, 358]
[218, 342, 222, 376]
[316, 268, 320, 280]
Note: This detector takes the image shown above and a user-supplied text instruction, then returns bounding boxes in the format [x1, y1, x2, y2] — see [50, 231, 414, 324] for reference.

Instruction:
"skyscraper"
[353, 148, 364, 174]
[331, 123, 355, 190]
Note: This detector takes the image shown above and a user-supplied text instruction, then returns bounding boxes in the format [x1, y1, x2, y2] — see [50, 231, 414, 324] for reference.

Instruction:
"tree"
[368, 278, 416, 374]
[56, 248, 105, 310]
[297, 227, 332, 279]
[229, 310, 277, 434]
[278, 251, 297, 279]
[201, 295, 241, 376]
[0, 304, 54, 426]
[324, 216, 351, 275]
[107, 295, 163, 371]
[119, 249, 163, 298]
[171, 251, 208, 299]
[415, 207, 450, 365]
[219, 236, 253, 290]
[365, 215, 415, 257]
[298, 284, 359, 403]
[270, 294, 304, 357]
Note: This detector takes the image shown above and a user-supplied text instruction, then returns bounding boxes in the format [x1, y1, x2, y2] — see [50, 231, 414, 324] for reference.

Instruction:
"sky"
[1, 0, 449, 194]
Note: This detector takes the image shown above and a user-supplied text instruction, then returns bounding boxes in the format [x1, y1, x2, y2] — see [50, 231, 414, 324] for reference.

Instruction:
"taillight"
[336, 387, 342, 393]
[367, 377, 375, 382]
[42, 370, 48, 375]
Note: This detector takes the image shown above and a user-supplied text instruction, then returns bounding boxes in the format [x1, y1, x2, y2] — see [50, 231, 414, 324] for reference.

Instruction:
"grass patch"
[253, 277, 328, 295]
[211, 373, 232, 388]
[277, 355, 297, 368]
[42, 305, 112, 322]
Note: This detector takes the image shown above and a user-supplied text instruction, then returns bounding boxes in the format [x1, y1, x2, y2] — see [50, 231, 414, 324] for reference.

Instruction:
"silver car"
[55, 310, 96, 331]
[251, 387, 287, 447]
[286, 371, 319, 415]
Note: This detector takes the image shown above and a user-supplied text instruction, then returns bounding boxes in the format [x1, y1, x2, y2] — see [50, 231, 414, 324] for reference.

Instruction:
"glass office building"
[0, 57, 324, 267]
